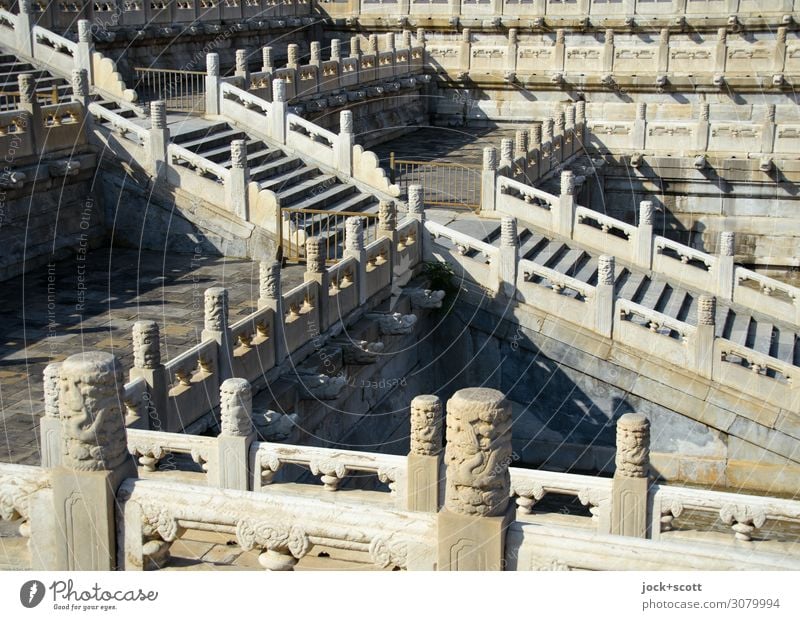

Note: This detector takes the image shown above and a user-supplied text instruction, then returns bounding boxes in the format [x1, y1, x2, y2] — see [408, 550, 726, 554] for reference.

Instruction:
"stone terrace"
[0, 246, 305, 465]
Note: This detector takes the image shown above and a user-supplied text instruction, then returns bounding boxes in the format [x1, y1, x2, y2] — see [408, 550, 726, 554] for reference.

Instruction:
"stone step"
[96, 99, 138, 119]
[258, 165, 319, 193]
[171, 121, 233, 146]
[751, 320, 776, 357]
[634, 278, 668, 310]
[724, 310, 751, 346]
[250, 155, 304, 182]
[774, 329, 797, 365]
[178, 127, 248, 154]
[198, 139, 270, 164]
[541, 241, 570, 269]
[552, 247, 585, 277]
[573, 256, 598, 285]
[519, 230, 549, 261]
[292, 195, 379, 238]
[290, 182, 359, 212]
[275, 174, 339, 206]
[615, 270, 648, 301]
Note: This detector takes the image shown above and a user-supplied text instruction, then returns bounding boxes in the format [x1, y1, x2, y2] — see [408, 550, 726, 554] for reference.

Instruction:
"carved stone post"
[206, 53, 220, 115]
[309, 41, 321, 67]
[17, 73, 42, 151]
[148, 100, 169, 180]
[540, 118, 554, 176]
[52, 352, 137, 570]
[714, 27, 727, 75]
[602, 29, 615, 73]
[416, 28, 425, 46]
[231, 49, 247, 88]
[330, 38, 341, 62]
[335, 109, 354, 176]
[575, 100, 586, 146]
[129, 320, 170, 432]
[635, 199, 654, 270]
[258, 261, 287, 363]
[458, 28, 471, 74]
[40, 362, 63, 467]
[202, 287, 233, 381]
[15, 0, 33, 57]
[402, 29, 412, 50]
[438, 388, 513, 571]
[350, 35, 361, 59]
[632, 102, 647, 150]
[774, 27, 787, 72]
[261, 46, 273, 73]
[513, 131, 528, 181]
[657, 28, 670, 74]
[367, 34, 378, 55]
[762, 104, 776, 154]
[595, 255, 615, 338]
[407, 395, 443, 513]
[408, 184, 425, 223]
[344, 216, 367, 305]
[71, 68, 90, 109]
[76, 20, 94, 85]
[214, 378, 255, 491]
[286, 43, 299, 69]
[304, 237, 329, 332]
[556, 170, 575, 238]
[228, 139, 250, 221]
[554, 29, 566, 72]
[270, 79, 287, 144]
[695, 295, 716, 380]
[564, 106, 576, 158]
[717, 231, 735, 300]
[480, 146, 498, 214]
[696, 102, 710, 151]
[499, 137, 514, 177]
[610, 413, 650, 538]
[498, 216, 518, 298]
[527, 124, 541, 181]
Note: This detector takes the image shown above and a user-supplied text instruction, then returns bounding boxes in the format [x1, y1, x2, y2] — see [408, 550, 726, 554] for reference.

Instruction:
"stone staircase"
[437, 216, 800, 372]
[0, 50, 72, 110]
[168, 119, 382, 254]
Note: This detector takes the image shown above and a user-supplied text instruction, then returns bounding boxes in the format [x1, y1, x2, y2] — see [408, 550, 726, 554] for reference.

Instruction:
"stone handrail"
[0, 7, 16, 32]
[118, 476, 436, 570]
[575, 206, 637, 240]
[650, 482, 800, 543]
[716, 338, 795, 384]
[617, 298, 697, 342]
[219, 81, 271, 129]
[287, 112, 336, 150]
[0, 463, 50, 523]
[229, 305, 276, 385]
[509, 466, 611, 526]
[364, 236, 392, 298]
[493, 174, 800, 326]
[32, 25, 76, 55]
[654, 236, 714, 270]
[162, 338, 221, 430]
[734, 266, 800, 324]
[122, 375, 148, 426]
[87, 102, 148, 145]
[31, 25, 77, 77]
[518, 258, 594, 300]
[0, 109, 34, 159]
[250, 441, 406, 494]
[425, 220, 498, 261]
[127, 428, 216, 473]
[167, 143, 230, 185]
[506, 521, 800, 571]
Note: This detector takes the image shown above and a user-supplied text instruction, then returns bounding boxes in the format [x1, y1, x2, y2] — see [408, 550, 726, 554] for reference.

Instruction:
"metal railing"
[281, 208, 379, 264]
[389, 152, 482, 210]
[133, 67, 206, 114]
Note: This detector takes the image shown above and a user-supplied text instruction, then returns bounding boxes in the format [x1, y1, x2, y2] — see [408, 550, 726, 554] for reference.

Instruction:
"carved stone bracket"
[236, 519, 310, 571]
[309, 458, 347, 491]
[720, 504, 767, 541]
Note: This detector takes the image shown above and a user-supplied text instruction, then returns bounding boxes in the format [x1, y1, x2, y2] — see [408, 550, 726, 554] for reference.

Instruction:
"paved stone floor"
[0, 245, 306, 465]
